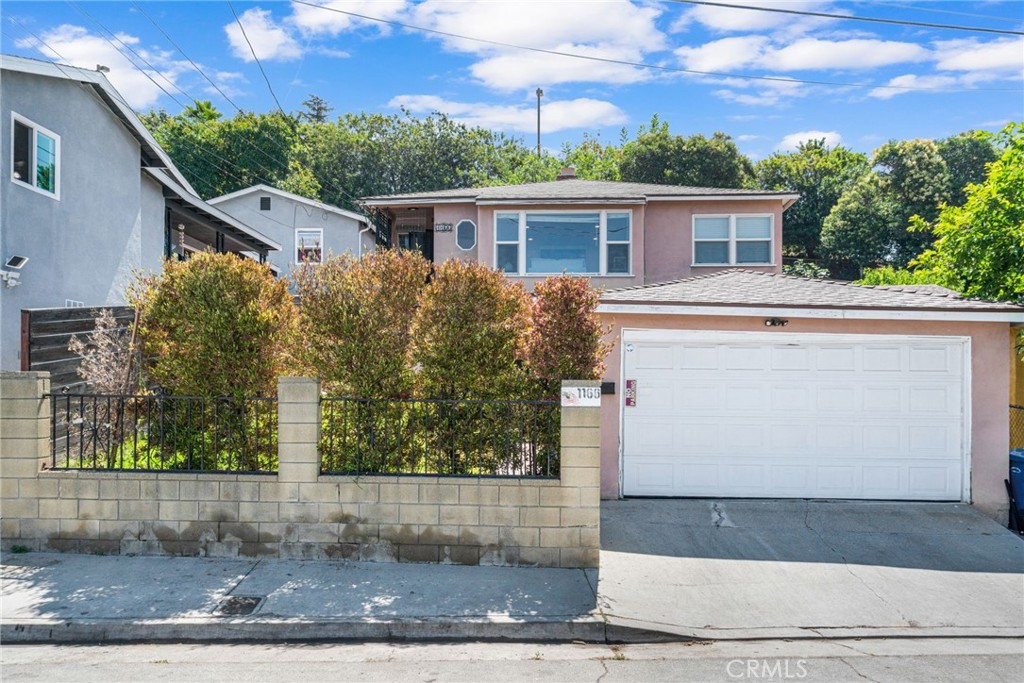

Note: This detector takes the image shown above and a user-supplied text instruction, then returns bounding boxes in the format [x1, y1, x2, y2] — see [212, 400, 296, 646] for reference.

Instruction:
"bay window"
[495, 210, 632, 275]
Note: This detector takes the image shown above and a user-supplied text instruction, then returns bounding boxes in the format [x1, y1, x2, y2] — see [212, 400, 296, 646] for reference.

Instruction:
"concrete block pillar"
[1, 371, 51, 539]
[277, 377, 321, 483]
[558, 380, 602, 568]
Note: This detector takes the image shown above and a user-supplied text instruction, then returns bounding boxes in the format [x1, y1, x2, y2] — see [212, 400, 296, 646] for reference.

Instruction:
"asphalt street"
[3, 638, 1021, 683]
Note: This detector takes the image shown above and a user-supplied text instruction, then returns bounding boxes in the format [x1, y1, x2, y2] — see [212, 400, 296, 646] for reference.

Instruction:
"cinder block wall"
[0, 373, 600, 568]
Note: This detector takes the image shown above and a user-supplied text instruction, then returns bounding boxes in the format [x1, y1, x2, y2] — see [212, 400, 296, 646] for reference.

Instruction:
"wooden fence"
[20, 306, 134, 392]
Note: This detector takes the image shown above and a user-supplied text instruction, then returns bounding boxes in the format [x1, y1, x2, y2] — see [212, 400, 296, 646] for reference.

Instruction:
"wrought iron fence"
[49, 391, 278, 472]
[320, 397, 560, 477]
[1012, 404, 1024, 450]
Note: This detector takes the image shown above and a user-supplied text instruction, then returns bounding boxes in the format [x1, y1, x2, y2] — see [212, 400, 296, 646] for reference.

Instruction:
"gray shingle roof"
[601, 270, 1024, 312]
[362, 179, 796, 204]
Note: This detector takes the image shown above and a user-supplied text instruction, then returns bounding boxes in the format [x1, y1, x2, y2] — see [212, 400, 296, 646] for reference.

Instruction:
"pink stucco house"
[363, 174, 1024, 521]
[360, 169, 799, 288]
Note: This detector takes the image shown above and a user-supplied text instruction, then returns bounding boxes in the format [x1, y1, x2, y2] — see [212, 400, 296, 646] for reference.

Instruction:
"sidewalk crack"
[838, 657, 879, 683]
[802, 502, 913, 627]
[225, 559, 262, 597]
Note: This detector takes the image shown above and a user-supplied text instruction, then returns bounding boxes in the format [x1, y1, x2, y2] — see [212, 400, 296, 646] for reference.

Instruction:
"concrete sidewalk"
[5, 500, 1022, 644]
[1, 553, 608, 643]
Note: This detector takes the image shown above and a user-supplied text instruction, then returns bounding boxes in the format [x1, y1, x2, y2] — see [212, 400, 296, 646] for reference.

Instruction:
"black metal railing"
[1012, 404, 1024, 451]
[49, 391, 278, 473]
[320, 397, 560, 477]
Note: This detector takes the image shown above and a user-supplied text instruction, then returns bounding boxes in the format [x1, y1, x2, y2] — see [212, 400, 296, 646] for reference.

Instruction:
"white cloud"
[388, 94, 628, 133]
[868, 74, 959, 100]
[288, 0, 408, 36]
[767, 38, 928, 71]
[408, 0, 665, 90]
[225, 7, 302, 62]
[934, 37, 1024, 73]
[672, 0, 836, 34]
[675, 36, 928, 74]
[736, 134, 763, 141]
[712, 77, 805, 107]
[776, 130, 843, 151]
[674, 36, 768, 72]
[15, 25, 190, 109]
[470, 45, 649, 91]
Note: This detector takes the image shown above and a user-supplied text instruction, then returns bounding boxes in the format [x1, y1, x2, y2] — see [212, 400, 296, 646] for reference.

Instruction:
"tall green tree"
[754, 139, 868, 259]
[298, 94, 333, 124]
[937, 131, 999, 206]
[143, 103, 302, 199]
[561, 134, 622, 181]
[620, 116, 753, 188]
[913, 123, 1024, 302]
[821, 139, 950, 275]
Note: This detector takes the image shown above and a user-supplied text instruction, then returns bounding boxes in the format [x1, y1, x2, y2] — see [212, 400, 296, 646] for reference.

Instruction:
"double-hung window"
[295, 228, 323, 264]
[495, 210, 632, 276]
[693, 214, 773, 266]
[11, 113, 60, 198]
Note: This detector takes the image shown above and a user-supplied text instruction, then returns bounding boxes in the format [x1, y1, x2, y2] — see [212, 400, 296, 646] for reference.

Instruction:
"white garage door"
[621, 330, 969, 501]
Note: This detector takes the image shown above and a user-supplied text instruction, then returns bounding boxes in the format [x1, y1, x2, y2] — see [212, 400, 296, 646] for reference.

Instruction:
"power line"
[289, 0, 1022, 94]
[883, 3, 1023, 23]
[670, 0, 1024, 36]
[4, 17, 357, 236]
[131, 0, 242, 112]
[52, 4, 368, 211]
[227, 0, 284, 113]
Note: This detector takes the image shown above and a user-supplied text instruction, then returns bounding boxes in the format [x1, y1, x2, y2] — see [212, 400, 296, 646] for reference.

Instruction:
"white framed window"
[295, 228, 323, 264]
[693, 214, 773, 266]
[11, 113, 60, 199]
[494, 210, 632, 276]
[455, 219, 476, 251]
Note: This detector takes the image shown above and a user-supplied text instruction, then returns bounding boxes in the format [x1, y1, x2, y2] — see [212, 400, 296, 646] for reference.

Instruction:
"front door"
[398, 230, 434, 262]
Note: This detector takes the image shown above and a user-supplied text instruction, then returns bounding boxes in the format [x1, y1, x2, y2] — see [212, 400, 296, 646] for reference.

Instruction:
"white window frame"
[455, 219, 477, 251]
[493, 209, 633, 276]
[10, 112, 61, 200]
[692, 213, 773, 266]
[295, 228, 324, 265]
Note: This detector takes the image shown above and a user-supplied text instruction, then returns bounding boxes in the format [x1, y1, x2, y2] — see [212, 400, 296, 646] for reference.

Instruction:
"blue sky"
[3, 1, 1022, 160]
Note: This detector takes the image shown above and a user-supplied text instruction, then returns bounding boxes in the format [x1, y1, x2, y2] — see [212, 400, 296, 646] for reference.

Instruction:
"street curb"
[601, 615, 1024, 642]
[4, 617, 690, 645]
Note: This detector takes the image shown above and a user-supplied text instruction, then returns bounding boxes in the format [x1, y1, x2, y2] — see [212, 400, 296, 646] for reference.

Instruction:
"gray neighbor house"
[0, 54, 279, 373]
[208, 185, 375, 276]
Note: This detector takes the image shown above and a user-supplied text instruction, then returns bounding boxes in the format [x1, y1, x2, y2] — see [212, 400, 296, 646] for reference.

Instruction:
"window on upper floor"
[260, 196, 272, 210]
[296, 228, 323, 264]
[495, 210, 632, 276]
[693, 214, 773, 266]
[11, 113, 60, 198]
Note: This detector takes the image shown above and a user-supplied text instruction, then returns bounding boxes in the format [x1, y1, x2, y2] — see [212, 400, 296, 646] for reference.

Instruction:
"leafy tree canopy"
[754, 139, 868, 259]
[821, 138, 950, 274]
[620, 116, 753, 188]
[912, 123, 1024, 302]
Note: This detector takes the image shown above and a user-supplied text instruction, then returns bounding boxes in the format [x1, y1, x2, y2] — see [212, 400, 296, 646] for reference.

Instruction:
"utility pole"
[536, 88, 543, 157]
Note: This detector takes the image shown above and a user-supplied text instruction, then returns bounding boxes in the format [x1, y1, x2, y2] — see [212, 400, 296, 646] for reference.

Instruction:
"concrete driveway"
[598, 499, 1024, 639]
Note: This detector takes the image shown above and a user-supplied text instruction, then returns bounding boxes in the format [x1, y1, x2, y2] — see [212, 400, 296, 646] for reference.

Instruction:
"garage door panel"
[818, 346, 856, 371]
[862, 346, 903, 372]
[772, 385, 811, 411]
[680, 345, 718, 369]
[772, 346, 811, 370]
[622, 334, 967, 501]
[909, 345, 959, 373]
[725, 346, 768, 370]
